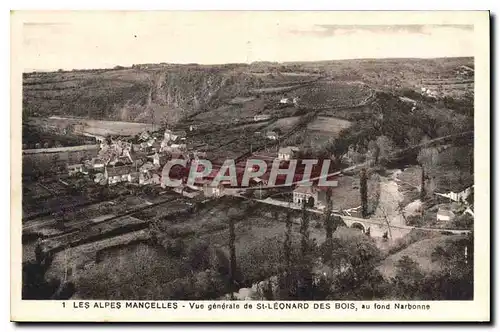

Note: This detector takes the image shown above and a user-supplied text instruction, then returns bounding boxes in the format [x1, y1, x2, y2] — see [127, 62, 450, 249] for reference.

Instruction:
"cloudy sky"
[19, 11, 477, 71]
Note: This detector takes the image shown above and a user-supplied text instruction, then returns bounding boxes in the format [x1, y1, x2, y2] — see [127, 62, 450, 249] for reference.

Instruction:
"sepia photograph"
[10, 10, 490, 322]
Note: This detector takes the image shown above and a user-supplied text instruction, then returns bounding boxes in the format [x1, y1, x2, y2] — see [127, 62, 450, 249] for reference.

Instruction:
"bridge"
[238, 195, 471, 240]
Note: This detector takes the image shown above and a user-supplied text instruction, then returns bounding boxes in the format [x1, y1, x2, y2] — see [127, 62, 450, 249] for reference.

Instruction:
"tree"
[227, 208, 239, 297]
[323, 188, 334, 240]
[284, 211, 293, 269]
[417, 144, 439, 200]
[367, 140, 380, 165]
[360, 168, 368, 218]
[420, 166, 426, 200]
[300, 201, 310, 257]
[390, 255, 425, 300]
[186, 240, 211, 271]
[322, 188, 335, 264]
[321, 227, 384, 300]
[23, 245, 74, 300]
[297, 200, 313, 299]
[280, 211, 297, 299]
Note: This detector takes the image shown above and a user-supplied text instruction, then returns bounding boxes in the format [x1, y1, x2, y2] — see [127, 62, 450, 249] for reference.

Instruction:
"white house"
[437, 208, 455, 222]
[266, 131, 278, 140]
[435, 186, 473, 204]
[203, 183, 224, 197]
[278, 146, 299, 161]
[280, 98, 290, 104]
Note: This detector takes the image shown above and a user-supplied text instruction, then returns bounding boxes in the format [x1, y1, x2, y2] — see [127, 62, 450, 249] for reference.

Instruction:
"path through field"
[375, 170, 425, 229]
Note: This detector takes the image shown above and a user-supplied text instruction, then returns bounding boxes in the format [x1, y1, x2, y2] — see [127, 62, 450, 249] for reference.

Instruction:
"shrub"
[186, 240, 211, 271]
[165, 225, 196, 239]
[162, 238, 185, 257]
[452, 213, 473, 230]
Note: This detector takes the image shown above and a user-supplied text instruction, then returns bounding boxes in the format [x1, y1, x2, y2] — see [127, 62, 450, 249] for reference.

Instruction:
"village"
[21, 57, 475, 302]
[62, 112, 474, 233]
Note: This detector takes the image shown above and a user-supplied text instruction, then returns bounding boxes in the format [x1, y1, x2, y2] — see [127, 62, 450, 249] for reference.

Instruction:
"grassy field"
[377, 234, 465, 279]
[26, 116, 153, 137]
[307, 116, 352, 134]
[262, 116, 301, 132]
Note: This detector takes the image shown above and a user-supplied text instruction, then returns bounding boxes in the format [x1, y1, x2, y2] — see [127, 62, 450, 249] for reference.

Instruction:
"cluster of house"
[66, 128, 191, 186]
[435, 185, 474, 222]
[66, 128, 342, 208]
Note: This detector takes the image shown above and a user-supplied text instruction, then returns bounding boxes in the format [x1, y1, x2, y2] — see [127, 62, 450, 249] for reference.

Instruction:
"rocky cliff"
[23, 64, 262, 124]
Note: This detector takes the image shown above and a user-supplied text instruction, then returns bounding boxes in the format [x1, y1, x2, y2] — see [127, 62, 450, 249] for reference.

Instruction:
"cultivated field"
[296, 81, 372, 109]
[306, 116, 352, 134]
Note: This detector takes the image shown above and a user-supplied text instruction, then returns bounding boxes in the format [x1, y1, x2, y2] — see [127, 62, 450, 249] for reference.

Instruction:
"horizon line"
[23, 55, 474, 74]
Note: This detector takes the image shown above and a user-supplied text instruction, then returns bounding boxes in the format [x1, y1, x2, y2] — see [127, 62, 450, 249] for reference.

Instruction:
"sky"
[19, 11, 477, 72]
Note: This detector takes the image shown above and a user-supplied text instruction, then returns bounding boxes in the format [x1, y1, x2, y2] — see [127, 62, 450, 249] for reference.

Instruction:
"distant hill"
[22, 57, 474, 123]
